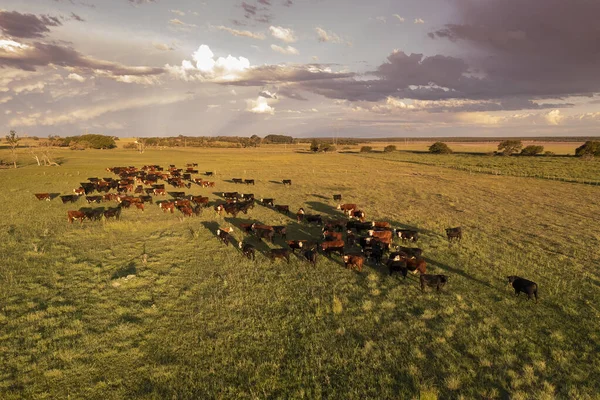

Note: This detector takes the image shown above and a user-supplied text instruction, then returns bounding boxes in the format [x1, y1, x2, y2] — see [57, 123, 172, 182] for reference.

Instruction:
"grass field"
[1, 147, 600, 399]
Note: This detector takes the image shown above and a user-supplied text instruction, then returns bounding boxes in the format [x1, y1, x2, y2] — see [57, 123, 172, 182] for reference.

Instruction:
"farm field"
[1, 147, 600, 399]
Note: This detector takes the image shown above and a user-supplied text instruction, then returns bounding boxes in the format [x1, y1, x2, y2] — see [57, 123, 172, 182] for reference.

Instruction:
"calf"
[395, 229, 419, 242]
[343, 254, 364, 272]
[245, 179, 255, 185]
[268, 248, 291, 263]
[507, 276, 538, 303]
[274, 205, 290, 215]
[67, 210, 86, 224]
[420, 274, 448, 292]
[216, 229, 231, 246]
[333, 194, 342, 201]
[34, 193, 51, 201]
[446, 227, 462, 242]
[303, 249, 318, 266]
[282, 179, 292, 186]
[239, 242, 255, 260]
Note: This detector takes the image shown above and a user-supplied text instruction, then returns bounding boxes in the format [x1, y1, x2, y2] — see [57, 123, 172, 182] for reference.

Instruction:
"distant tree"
[360, 146, 373, 153]
[65, 134, 116, 149]
[575, 141, 600, 157]
[544, 151, 555, 156]
[263, 134, 294, 144]
[383, 145, 397, 153]
[321, 143, 336, 153]
[250, 135, 262, 147]
[5, 130, 20, 168]
[135, 138, 147, 154]
[310, 139, 320, 152]
[520, 145, 544, 156]
[498, 140, 523, 156]
[429, 142, 453, 154]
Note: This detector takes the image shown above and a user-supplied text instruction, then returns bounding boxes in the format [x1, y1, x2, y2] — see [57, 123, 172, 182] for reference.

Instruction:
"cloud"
[215, 25, 265, 40]
[393, 14, 405, 23]
[0, 11, 62, 39]
[152, 42, 174, 51]
[246, 96, 275, 114]
[168, 19, 197, 31]
[269, 26, 296, 43]
[315, 27, 351, 46]
[270, 44, 299, 55]
[129, 0, 156, 4]
[374, 16, 386, 23]
[258, 90, 277, 99]
[414, 18, 424, 24]
[67, 73, 85, 82]
[166, 44, 250, 82]
[170, 9, 185, 16]
[0, 95, 12, 104]
[283, 0, 293, 6]
[545, 109, 563, 125]
[241, 2, 272, 23]
[70, 13, 85, 22]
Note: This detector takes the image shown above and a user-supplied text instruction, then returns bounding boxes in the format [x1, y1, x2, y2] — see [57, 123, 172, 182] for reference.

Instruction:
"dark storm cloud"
[240, 1, 273, 23]
[70, 12, 85, 22]
[226, 64, 355, 87]
[0, 11, 62, 39]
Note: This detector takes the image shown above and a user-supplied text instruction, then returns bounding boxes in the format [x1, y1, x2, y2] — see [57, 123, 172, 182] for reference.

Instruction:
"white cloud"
[168, 19, 197, 31]
[545, 109, 563, 125]
[271, 44, 299, 55]
[414, 18, 425, 24]
[247, 96, 275, 114]
[0, 39, 29, 52]
[68, 73, 86, 82]
[315, 27, 352, 46]
[215, 26, 265, 40]
[166, 44, 251, 82]
[269, 26, 297, 43]
[0, 95, 12, 104]
[393, 14, 405, 23]
[170, 9, 185, 16]
[152, 42, 174, 51]
[375, 16, 386, 23]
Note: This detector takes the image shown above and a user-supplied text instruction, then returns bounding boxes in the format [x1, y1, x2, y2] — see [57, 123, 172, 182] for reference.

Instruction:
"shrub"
[429, 142, 453, 154]
[123, 142, 138, 149]
[575, 141, 600, 157]
[383, 145, 397, 153]
[310, 140, 320, 152]
[544, 151, 555, 156]
[520, 145, 544, 156]
[65, 134, 117, 149]
[360, 146, 373, 153]
[321, 143, 336, 153]
[498, 140, 523, 156]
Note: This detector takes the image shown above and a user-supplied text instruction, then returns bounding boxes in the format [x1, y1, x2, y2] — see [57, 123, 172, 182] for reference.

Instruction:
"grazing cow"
[396, 246, 423, 258]
[368, 230, 393, 242]
[420, 275, 448, 292]
[170, 191, 186, 199]
[85, 196, 103, 204]
[135, 203, 145, 212]
[203, 181, 215, 188]
[239, 193, 255, 201]
[159, 201, 175, 213]
[323, 231, 343, 241]
[260, 198, 274, 207]
[337, 203, 357, 212]
[305, 214, 323, 225]
[303, 249, 318, 266]
[273, 226, 287, 240]
[406, 257, 427, 274]
[350, 210, 366, 221]
[34, 193, 51, 201]
[254, 228, 275, 243]
[287, 240, 308, 253]
[282, 179, 292, 186]
[139, 195, 153, 204]
[323, 220, 346, 232]
[216, 229, 231, 246]
[320, 240, 345, 257]
[205, 172, 214, 176]
[372, 221, 391, 229]
[346, 230, 356, 247]
[507, 276, 538, 303]
[239, 242, 255, 260]
[395, 229, 419, 242]
[73, 187, 86, 196]
[232, 178, 243, 184]
[83, 209, 104, 221]
[343, 254, 364, 272]
[154, 188, 166, 196]
[387, 257, 408, 278]
[67, 210, 86, 224]
[347, 220, 372, 233]
[446, 227, 462, 242]
[274, 205, 290, 215]
[245, 179, 255, 185]
[60, 195, 79, 204]
[268, 248, 291, 263]
[368, 240, 385, 264]
[223, 192, 238, 199]
[178, 206, 195, 217]
[333, 194, 342, 201]
[175, 199, 191, 208]
[239, 223, 254, 235]
[191, 196, 210, 206]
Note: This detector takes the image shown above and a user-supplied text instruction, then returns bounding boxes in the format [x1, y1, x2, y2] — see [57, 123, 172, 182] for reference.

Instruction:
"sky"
[1, 0, 599, 138]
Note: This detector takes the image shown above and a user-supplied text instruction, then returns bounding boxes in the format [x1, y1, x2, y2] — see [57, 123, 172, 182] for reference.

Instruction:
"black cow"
[446, 227, 462, 241]
[268, 248, 291, 263]
[347, 220, 372, 233]
[239, 242, 255, 260]
[507, 276, 538, 303]
[60, 195, 79, 204]
[305, 215, 323, 225]
[254, 228, 274, 243]
[260, 198, 274, 207]
[240, 193, 255, 201]
[420, 274, 448, 292]
[245, 179, 255, 185]
[216, 229, 231, 246]
[274, 205, 290, 215]
[205, 172, 214, 176]
[272, 226, 287, 240]
[323, 220, 346, 232]
[303, 249, 318, 266]
[333, 194, 342, 201]
[387, 257, 408, 278]
[396, 246, 423, 258]
[232, 178, 243, 184]
[287, 240, 307, 253]
[282, 179, 292, 186]
[222, 192, 238, 199]
[395, 229, 419, 242]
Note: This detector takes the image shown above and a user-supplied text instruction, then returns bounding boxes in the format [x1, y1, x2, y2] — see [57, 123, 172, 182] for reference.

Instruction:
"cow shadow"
[111, 261, 137, 280]
[269, 180, 283, 185]
[311, 194, 329, 200]
[305, 201, 341, 219]
[423, 256, 497, 292]
[49, 193, 61, 200]
[388, 219, 440, 239]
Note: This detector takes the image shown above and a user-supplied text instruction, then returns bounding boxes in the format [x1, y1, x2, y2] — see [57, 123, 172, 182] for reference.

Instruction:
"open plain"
[1, 146, 600, 399]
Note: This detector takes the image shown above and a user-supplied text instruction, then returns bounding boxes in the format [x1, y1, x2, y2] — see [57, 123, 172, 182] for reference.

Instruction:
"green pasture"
[0, 147, 599, 399]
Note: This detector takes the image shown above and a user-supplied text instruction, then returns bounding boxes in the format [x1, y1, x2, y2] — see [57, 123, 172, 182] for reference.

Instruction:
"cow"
[372, 221, 391, 229]
[239, 223, 254, 235]
[253, 227, 274, 243]
[260, 198, 274, 207]
[323, 231, 343, 241]
[287, 240, 307, 253]
[446, 227, 462, 242]
[306, 215, 323, 225]
[191, 196, 210, 207]
[232, 178, 243, 184]
[337, 203, 357, 212]
[320, 240, 345, 257]
[347, 220, 372, 233]
[268, 248, 291, 263]
[396, 246, 423, 258]
[73, 187, 86, 196]
[368, 230, 393, 241]
[333, 194, 342, 201]
[178, 206, 195, 217]
[349, 210, 366, 221]
[239, 242, 255, 260]
[134, 185, 143, 194]
[205, 172, 214, 176]
[343, 254, 364, 272]
[346, 230, 357, 247]
[222, 192, 238, 199]
[282, 179, 292, 186]
[244, 179, 255, 185]
[303, 249, 318, 266]
[203, 181, 215, 188]
[274, 205, 290, 215]
[139, 195, 153, 204]
[368, 240, 385, 264]
[507, 276, 538, 303]
[34, 193, 51, 201]
[296, 207, 305, 222]
[216, 229, 231, 246]
[159, 201, 175, 213]
[420, 275, 448, 292]
[85, 196, 103, 204]
[60, 195, 79, 204]
[175, 199, 191, 208]
[153, 188, 166, 196]
[387, 257, 408, 278]
[272, 226, 287, 240]
[406, 257, 427, 274]
[67, 210, 86, 224]
[134, 203, 145, 212]
[239, 193, 255, 201]
[323, 220, 346, 232]
[395, 229, 419, 242]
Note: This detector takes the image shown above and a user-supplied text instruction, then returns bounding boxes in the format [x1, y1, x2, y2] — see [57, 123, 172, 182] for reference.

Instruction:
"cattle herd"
[33, 162, 538, 301]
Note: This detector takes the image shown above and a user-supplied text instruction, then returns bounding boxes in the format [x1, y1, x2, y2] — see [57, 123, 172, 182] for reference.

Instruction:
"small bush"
[521, 145, 544, 156]
[498, 140, 523, 155]
[383, 145, 397, 153]
[360, 146, 373, 153]
[544, 151, 555, 156]
[575, 141, 600, 157]
[429, 142, 453, 154]
[122, 142, 137, 149]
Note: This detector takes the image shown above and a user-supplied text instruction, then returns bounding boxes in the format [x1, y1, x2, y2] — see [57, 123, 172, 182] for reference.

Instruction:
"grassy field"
[1, 147, 600, 399]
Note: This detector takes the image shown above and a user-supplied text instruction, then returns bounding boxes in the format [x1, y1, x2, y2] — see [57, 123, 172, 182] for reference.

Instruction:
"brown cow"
[34, 193, 51, 201]
[343, 254, 364, 272]
[368, 230, 393, 241]
[135, 203, 145, 212]
[406, 257, 427, 274]
[73, 187, 85, 196]
[320, 240, 345, 257]
[323, 231, 343, 241]
[337, 203, 357, 212]
[372, 221, 391, 229]
[159, 201, 175, 213]
[67, 210, 86, 224]
[153, 188, 166, 196]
